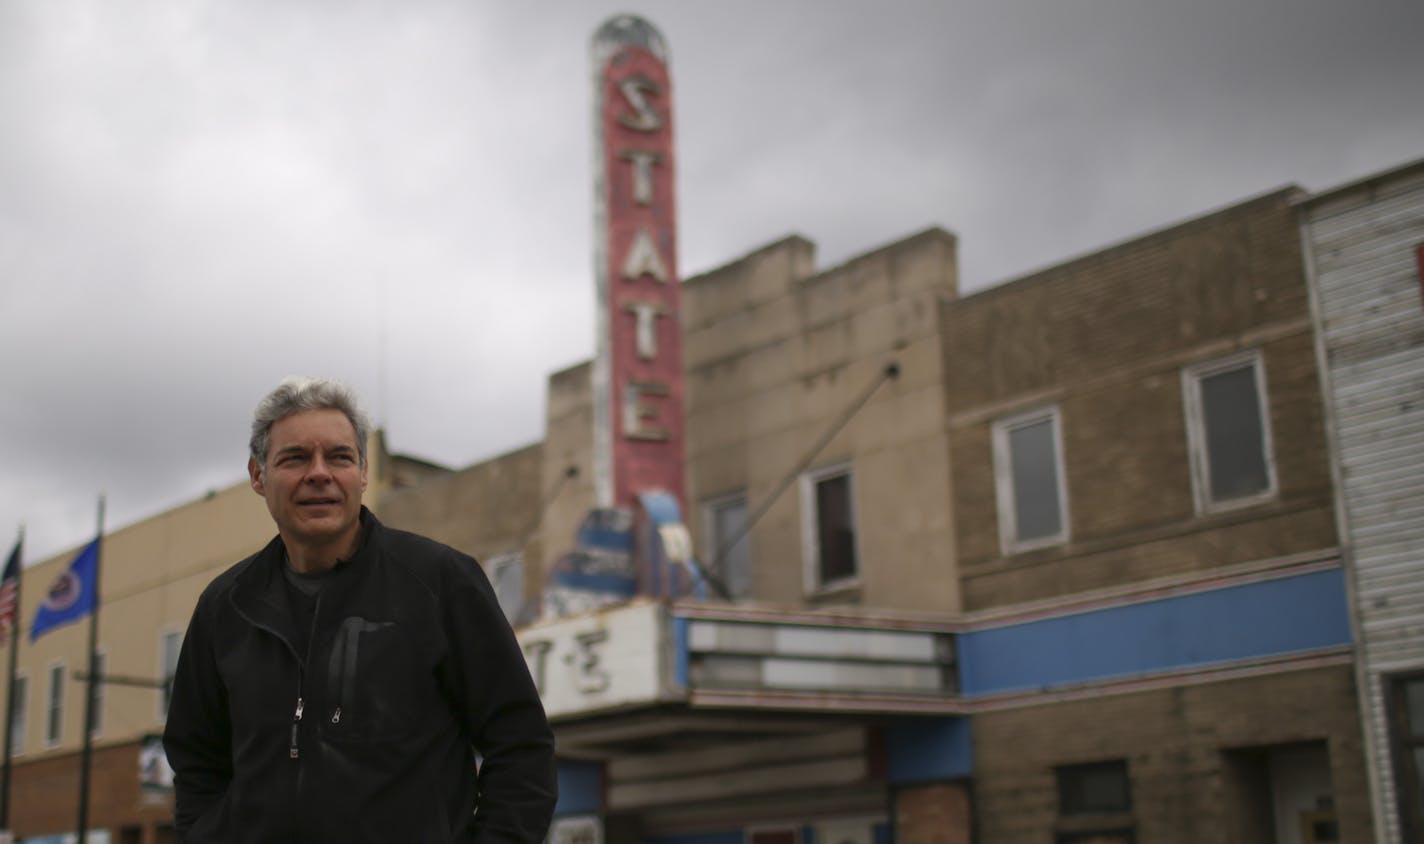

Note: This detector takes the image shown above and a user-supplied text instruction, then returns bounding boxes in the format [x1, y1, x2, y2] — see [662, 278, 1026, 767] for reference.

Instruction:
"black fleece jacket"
[162, 509, 556, 842]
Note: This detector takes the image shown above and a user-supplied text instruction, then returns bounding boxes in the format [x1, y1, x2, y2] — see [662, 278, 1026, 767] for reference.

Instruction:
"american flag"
[0, 539, 20, 639]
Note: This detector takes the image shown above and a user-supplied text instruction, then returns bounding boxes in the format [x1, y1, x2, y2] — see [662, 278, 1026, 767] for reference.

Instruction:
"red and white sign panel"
[592, 17, 685, 514]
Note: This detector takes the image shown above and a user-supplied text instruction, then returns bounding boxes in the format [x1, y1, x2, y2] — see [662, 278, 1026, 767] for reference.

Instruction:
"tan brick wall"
[682, 229, 962, 612]
[377, 441, 545, 581]
[538, 360, 599, 597]
[9, 739, 174, 840]
[895, 781, 972, 844]
[941, 191, 1338, 609]
[971, 666, 1372, 844]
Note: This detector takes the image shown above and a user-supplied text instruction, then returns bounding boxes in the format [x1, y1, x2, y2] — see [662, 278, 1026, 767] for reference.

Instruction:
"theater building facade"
[0, 13, 1405, 843]
[0, 173, 1390, 844]
[392, 178, 1376, 842]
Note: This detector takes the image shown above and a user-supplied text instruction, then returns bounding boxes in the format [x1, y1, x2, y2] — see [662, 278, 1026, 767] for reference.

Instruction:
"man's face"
[248, 408, 368, 553]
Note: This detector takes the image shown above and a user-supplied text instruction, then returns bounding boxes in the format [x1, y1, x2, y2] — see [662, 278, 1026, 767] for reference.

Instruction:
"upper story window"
[1056, 759, 1133, 843]
[159, 629, 183, 720]
[1182, 350, 1276, 513]
[486, 552, 524, 624]
[702, 491, 752, 599]
[1058, 759, 1132, 814]
[993, 405, 1069, 553]
[1388, 673, 1424, 841]
[800, 462, 858, 593]
[45, 661, 63, 747]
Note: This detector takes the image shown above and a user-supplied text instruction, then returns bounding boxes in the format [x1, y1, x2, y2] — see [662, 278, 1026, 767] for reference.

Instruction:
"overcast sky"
[2, 0, 1421, 563]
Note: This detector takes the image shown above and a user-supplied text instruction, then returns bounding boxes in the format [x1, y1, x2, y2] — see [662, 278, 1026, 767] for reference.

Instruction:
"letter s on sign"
[616, 75, 662, 132]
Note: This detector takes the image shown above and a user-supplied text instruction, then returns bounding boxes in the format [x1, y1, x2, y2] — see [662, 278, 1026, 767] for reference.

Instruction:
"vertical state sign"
[591, 16, 685, 513]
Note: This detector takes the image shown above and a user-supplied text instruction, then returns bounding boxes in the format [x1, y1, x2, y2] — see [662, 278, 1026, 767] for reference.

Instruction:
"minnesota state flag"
[30, 539, 98, 641]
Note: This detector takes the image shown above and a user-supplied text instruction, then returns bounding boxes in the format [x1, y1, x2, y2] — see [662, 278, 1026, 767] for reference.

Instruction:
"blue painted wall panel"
[674, 616, 689, 687]
[958, 568, 1350, 695]
[885, 717, 972, 783]
[554, 760, 603, 816]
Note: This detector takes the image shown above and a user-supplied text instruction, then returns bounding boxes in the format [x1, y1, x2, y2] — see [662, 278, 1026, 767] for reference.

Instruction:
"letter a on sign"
[621, 228, 669, 282]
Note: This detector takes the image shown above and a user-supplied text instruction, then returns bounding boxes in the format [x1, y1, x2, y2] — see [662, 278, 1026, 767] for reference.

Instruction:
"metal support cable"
[527, 464, 580, 543]
[697, 361, 901, 600]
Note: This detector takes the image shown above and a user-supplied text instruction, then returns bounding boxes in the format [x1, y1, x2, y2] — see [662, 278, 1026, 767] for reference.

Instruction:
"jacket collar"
[229, 508, 381, 656]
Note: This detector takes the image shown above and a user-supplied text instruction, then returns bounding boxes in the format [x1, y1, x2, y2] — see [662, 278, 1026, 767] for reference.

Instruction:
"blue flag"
[30, 539, 98, 641]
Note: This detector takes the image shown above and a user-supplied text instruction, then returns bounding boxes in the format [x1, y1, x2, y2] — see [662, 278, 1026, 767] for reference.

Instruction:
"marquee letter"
[617, 75, 662, 132]
[522, 639, 552, 695]
[619, 149, 662, 205]
[623, 380, 670, 441]
[621, 227, 669, 282]
[624, 301, 667, 360]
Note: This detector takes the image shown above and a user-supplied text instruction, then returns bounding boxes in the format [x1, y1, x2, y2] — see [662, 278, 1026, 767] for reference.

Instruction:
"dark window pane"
[1414, 747, 1424, 824]
[1200, 365, 1269, 501]
[1058, 760, 1131, 814]
[1405, 679, 1424, 738]
[1391, 675, 1424, 839]
[712, 497, 751, 598]
[1009, 418, 1062, 541]
[161, 631, 182, 715]
[816, 474, 857, 584]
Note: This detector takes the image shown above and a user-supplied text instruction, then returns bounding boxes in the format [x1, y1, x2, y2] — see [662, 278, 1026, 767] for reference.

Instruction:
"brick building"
[943, 188, 1367, 844]
[1301, 158, 1424, 844]
[1, 161, 1408, 841]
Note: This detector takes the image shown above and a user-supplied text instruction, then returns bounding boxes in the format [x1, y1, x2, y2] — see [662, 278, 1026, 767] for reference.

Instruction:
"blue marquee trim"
[957, 567, 1351, 696]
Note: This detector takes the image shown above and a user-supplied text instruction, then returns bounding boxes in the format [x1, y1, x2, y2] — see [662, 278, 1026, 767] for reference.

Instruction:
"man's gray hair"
[249, 376, 373, 468]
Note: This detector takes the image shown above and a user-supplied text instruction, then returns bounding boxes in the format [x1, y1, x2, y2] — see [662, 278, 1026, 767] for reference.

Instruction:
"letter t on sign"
[624, 301, 667, 360]
[619, 150, 662, 206]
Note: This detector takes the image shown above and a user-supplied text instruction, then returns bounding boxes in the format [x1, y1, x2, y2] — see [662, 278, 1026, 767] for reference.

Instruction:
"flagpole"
[76, 499, 103, 844]
[0, 526, 22, 834]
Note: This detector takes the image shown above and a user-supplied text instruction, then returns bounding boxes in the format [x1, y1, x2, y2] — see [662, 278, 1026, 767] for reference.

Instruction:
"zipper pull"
[331, 706, 342, 725]
[290, 697, 304, 759]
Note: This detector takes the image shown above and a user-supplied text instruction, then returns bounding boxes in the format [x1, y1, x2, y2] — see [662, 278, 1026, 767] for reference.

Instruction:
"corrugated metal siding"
[1305, 163, 1424, 844]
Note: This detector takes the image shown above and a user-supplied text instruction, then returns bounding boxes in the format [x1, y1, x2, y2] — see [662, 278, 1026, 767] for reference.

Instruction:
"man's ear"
[248, 457, 266, 496]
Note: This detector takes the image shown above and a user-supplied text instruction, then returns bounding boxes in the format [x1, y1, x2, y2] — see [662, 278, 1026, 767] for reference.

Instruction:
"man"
[163, 377, 556, 842]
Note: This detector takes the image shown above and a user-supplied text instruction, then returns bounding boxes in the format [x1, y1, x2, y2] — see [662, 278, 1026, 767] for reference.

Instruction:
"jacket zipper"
[290, 696, 304, 758]
[292, 589, 324, 763]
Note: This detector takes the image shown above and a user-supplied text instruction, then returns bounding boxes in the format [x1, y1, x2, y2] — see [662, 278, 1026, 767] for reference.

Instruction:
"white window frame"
[88, 649, 106, 739]
[701, 489, 752, 600]
[992, 404, 1070, 553]
[8, 671, 26, 756]
[158, 627, 183, 721]
[1182, 350, 1278, 514]
[45, 660, 64, 748]
[800, 460, 860, 594]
